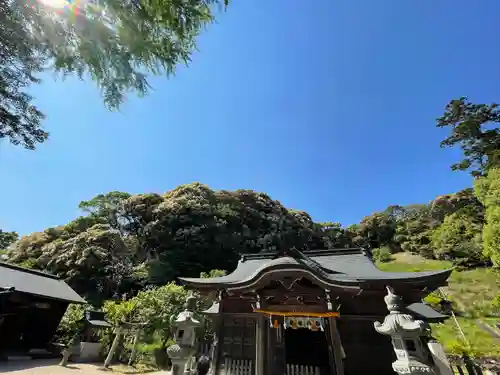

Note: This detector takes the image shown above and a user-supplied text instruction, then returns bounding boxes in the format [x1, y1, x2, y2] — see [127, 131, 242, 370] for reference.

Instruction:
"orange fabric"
[254, 309, 339, 317]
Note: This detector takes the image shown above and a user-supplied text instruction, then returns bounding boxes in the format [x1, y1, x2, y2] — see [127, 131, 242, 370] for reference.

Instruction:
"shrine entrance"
[254, 275, 341, 375]
[263, 314, 335, 375]
[285, 324, 330, 375]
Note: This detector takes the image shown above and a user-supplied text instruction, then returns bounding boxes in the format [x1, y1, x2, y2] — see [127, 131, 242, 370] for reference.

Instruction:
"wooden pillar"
[267, 316, 285, 375]
[128, 328, 141, 365]
[212, 316, 223, 375]
[328, 317, 345, 375]
[104, 326, 123, 368]
[59, 332, 80, 367]
[255, 315, 265, 375]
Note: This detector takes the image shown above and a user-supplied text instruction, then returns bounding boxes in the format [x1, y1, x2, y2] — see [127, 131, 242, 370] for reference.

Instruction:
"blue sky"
[1, 0, 498, 235]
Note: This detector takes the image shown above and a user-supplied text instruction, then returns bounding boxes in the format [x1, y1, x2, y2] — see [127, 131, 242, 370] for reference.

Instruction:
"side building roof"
[0, 262, 86, 304]
[406, 302, 448, 323]
[179, 248, 452, 291]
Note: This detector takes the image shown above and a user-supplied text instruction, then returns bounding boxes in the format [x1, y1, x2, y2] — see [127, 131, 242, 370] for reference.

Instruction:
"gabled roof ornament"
[361, 246, 373, 259]
[384, 286, 404, 312]
[278, 247, 332, 279]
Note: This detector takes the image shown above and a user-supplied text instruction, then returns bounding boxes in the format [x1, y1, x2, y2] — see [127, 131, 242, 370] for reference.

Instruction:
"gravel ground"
[0, 359, 168, 375]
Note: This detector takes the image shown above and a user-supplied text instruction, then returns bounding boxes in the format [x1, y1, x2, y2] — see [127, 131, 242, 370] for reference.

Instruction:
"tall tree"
[352, 212, 398, 251]
[474, 167, 500, 267]
[437, 97, 500, 176]
[119, 183, 325, 284]
[9, 223, 135, 304]
[0, 229, 19, 250]
[430, 212, 483, 264]
[78, 191, 131, 229]
[392, 204, 438, 258]
[317, 222, 353, 249]
[429, 188, 484, 222]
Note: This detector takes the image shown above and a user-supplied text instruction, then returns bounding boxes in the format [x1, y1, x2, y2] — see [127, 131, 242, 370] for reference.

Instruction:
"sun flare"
[36, 0, 89, 13]
[37, 0, 73, 9]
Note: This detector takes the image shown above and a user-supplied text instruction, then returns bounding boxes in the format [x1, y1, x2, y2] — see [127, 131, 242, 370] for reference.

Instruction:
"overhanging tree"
[0, 0, 47, 149]
[1, 0, 229, 149]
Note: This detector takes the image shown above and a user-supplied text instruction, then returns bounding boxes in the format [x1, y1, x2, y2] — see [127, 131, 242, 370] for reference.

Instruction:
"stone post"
[166, 294, 202, 375]
[374, 286, 452, 375]
[255, 315, 265, 375]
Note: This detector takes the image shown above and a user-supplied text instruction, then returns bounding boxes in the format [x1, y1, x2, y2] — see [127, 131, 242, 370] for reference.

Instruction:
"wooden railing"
[220, 358, 254, 375]
[186, 340, 213, 372]
[197, 341, 211, 356]
[285, 364, 321, 375]
[452, 364, 498, 375]
[450, 356, 500, 375]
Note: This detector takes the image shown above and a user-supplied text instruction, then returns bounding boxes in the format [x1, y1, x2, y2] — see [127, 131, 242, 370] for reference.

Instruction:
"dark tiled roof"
[84, 310, 112, 327]
[179, 248, 452, 289]
[87, 319, 112, 327]
[406, 303, 448, 322]
[0, 262, 86, 303]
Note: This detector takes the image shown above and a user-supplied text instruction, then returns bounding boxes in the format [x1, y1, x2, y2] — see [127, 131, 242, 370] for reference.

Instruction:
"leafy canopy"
[0, 229, 19, 250]
[1, 0, 229, 149]
[430, 212, 483, 262]
[474, 168, 500, 267]
[19, 0, 229, 109]
[437, 97, 500, 176]
[0, 1, 47, 149]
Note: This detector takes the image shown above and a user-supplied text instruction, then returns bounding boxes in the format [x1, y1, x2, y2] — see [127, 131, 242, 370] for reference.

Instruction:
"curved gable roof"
[179, 248, 452, 290]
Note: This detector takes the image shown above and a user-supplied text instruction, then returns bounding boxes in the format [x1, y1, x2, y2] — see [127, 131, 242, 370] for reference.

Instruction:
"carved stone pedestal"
[392, 358, 436, 375]
[374, 287, 448, 375]
[166, 294, 202, 375]
[166, 344, 195, 375]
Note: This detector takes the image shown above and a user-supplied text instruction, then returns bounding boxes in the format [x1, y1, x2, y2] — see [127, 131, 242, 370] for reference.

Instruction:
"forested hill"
[1, 97, 500, 306]
[0, 178, 496, 306]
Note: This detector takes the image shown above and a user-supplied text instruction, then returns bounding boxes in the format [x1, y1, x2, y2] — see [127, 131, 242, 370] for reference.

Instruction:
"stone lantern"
[374, 286, 439, 375]
[167, 294, 202, 375]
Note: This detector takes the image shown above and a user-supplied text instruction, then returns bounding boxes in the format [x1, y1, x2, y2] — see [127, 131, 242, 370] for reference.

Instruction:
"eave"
[180, 263, 362, 292]
[406, 302, 449, 323]
[361, 269, 453, 289]
[179, 267, 452, 293]
[0, 262, 87, 304]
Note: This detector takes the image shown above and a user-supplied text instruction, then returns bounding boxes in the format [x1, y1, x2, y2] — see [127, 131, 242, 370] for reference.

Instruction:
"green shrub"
[474, 168, 500, 267]
[423, 292, 442, 310]
[19, 258, 38, 269]
[373, 247, 393, 263]
[54, 278, 215, 367]
[99, 282, 188, 364]
[491, 295, 500, 316]
[54, 303, 90, 344]
[104, 282, 187, 340]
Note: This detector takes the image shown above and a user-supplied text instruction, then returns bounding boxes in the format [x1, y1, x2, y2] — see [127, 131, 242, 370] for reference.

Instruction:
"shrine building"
[0, 261, 86, 359]
[179, 248, 452, 375]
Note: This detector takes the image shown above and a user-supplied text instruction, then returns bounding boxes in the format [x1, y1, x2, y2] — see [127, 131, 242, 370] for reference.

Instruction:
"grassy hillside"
[377, 253, 500, 357]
